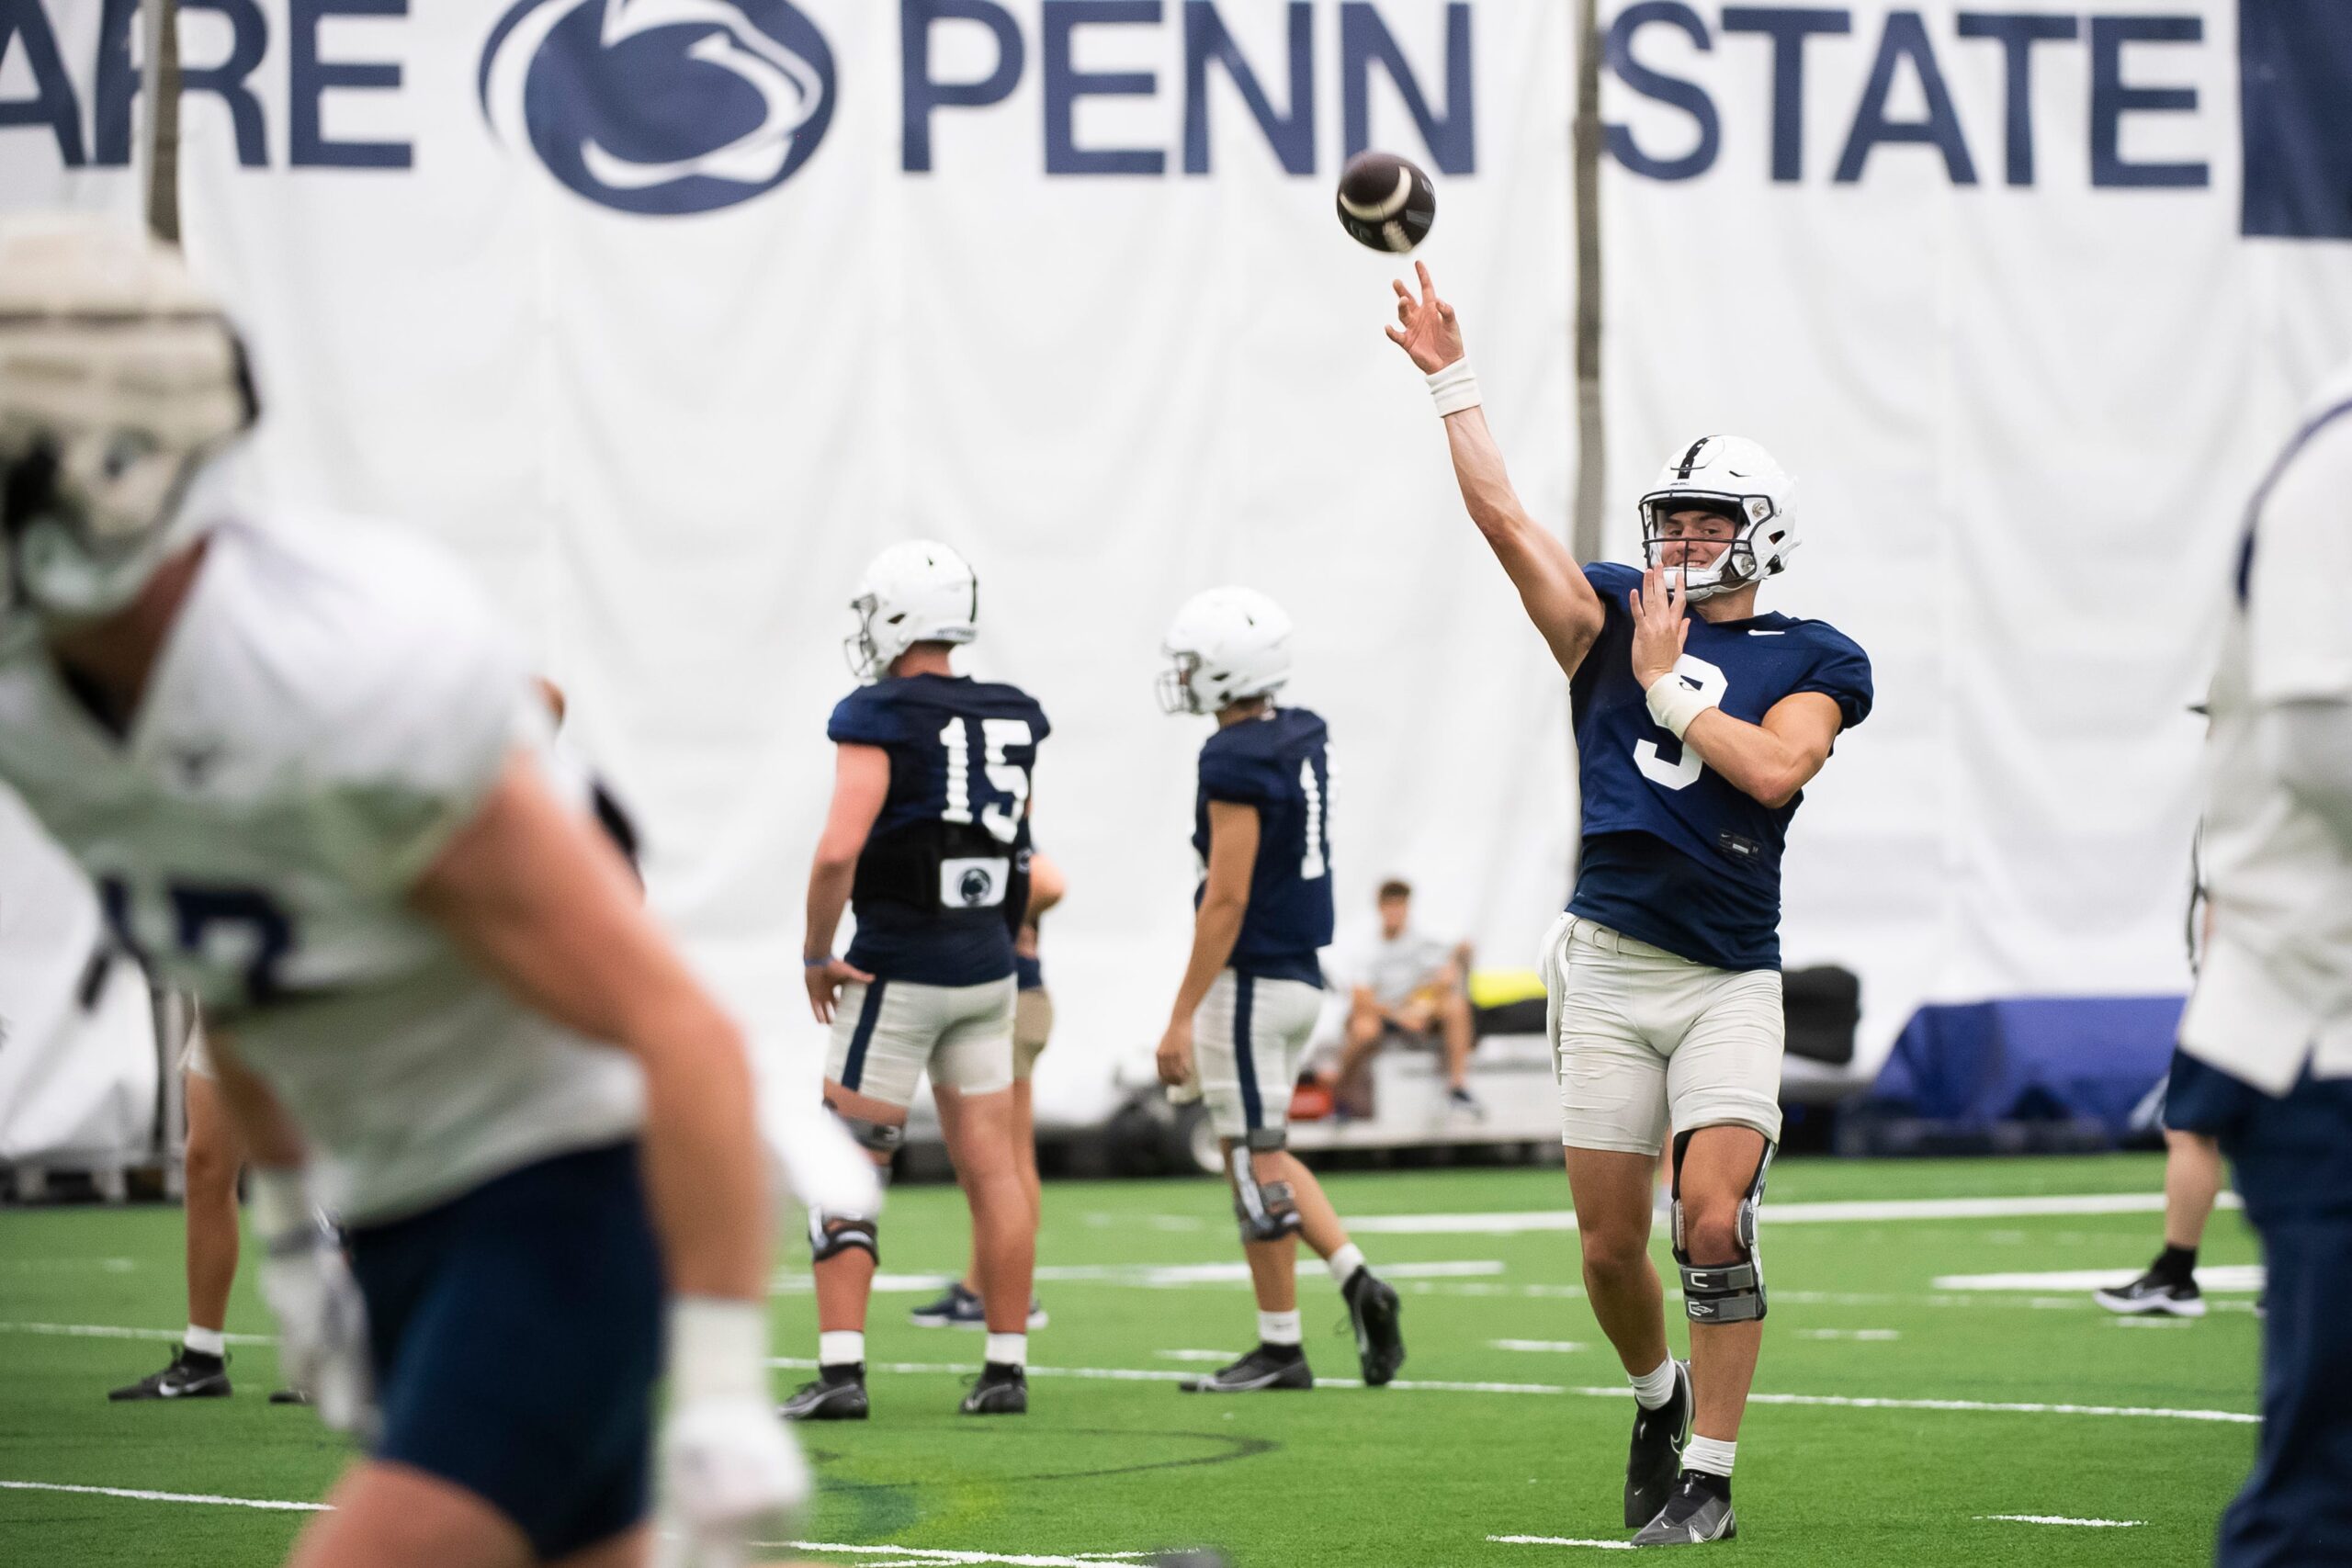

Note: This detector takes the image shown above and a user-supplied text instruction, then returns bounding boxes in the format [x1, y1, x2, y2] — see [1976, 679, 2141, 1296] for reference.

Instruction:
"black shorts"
[2164, 1046, 2257, 1136]
[345, 1142, 663, 1560]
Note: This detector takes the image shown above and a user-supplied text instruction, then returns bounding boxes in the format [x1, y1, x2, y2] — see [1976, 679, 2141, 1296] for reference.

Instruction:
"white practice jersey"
[0, 490, 643, 1224]
[2178, 368, 2352, 1092]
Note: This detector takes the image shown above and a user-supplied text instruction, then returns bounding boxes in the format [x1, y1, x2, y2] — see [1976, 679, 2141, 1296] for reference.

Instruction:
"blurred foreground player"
[1388, 263, 1871, 1546]
[791, 542, 1048, 1419]
[0, 215, 815, 1568]
[2175, 366, 2352, 1567]
[912, 850, 1063, 1332]
[1153, 588, 1404, 1393]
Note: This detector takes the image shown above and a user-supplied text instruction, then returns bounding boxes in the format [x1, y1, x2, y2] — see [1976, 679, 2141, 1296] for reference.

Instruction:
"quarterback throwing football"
[1387, 264, 1871, 1547]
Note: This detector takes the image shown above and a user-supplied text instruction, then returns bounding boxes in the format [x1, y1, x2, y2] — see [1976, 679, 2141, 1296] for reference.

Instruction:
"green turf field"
[0, 1154, 2260, 1565]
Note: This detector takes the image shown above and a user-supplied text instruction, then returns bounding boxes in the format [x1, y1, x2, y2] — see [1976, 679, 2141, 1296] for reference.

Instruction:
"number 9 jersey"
[828, 673, 1050, 987]
[1568, 560, 1871, 973]
[0, 511, 643, 1225]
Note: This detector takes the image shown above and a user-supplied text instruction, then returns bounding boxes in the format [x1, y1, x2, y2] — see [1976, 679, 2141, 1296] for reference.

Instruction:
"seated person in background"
[1329, 880, 1479, 1117]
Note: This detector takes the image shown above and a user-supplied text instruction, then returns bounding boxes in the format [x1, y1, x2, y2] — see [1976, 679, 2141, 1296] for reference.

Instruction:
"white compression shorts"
[1194, 969, 1323, 1141]
[825, 976, 1016, 1109]
[1541, 915, 1784, 1156]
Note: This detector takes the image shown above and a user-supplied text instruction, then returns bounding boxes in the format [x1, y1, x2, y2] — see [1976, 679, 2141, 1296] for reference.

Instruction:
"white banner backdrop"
[167, 0, 1577, 1122]
[10, 0, 2342, 1125]
[1600, 0, 2352, 1059]
[0, 790, 159, 1164]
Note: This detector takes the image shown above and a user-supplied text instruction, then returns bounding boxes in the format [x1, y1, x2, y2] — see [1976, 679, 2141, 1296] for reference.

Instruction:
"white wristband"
[670, 1296, 769, 1404]
[1645, 672, 1717, 741]
[1426, 358, 1482, 416]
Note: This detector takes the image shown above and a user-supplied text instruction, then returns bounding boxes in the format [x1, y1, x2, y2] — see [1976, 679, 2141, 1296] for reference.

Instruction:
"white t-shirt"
[2178, 367, 2352, 1092]
[0, 489, 643, 1222]
[1341, 924, 1456, 1009]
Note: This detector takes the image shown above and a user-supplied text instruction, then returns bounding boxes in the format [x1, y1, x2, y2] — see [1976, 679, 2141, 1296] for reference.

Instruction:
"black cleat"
[1179, 1344, 1313, 1393]
[1633, 1469, 1737, 1547]
[959, 1361, 1028, 1415]
[780, 1363, 869, 1421]
[1342, 1269, 1406, 1386]
[2094, 1269, 2205, 1318]
[1625, 1360, 1694, 1528]
[108, 1347, 231, 1402]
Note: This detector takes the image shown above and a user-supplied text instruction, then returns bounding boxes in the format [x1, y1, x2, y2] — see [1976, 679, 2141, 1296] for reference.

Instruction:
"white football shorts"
[1195, 970, 1323, 1141]
[826, 976, 1015, 1108]
[1541, 914, 1784, 1155]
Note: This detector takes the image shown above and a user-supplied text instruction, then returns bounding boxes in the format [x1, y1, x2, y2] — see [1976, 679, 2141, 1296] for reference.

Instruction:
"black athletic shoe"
[959, 1361, 1028, 1415]
[1342, 1269, 1406, 1386]
[1624, 1360, 1694, 1527]
[2094, 1269, 2206, 1318]
[266, 1388, 310, 1405]
[108, 1347, 230, 1402]
[1632, 1470, 1737, 1547]
[780, 1363, 869, 1421]
[1179, 1344, 1313, 1393]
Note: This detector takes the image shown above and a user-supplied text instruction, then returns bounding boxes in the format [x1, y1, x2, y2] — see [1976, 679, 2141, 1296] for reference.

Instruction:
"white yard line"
[1488, 1534, 1636, 1550]
[778, 1260, 1503, 1294]
[1793, 1329, 1900, 1341]
[1978, 1515, 2144, 1528]
[1153, 1349, 1238, 1362]
[1935, 1266, 2264, 1293]
[766, 1359, 2255, 1423]
[1492, 1339, 1590, 1353]
[1351, 1191, 2241, 1235]
[0, 1320, 277, 1346]
[0, 1480, 325, 1512]
[0, 1481, 1145, 1567]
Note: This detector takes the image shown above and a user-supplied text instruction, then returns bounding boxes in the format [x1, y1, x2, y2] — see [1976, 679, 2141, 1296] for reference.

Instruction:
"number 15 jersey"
[1568, 560, 1872, 973]
[828, 673, 1050, 987]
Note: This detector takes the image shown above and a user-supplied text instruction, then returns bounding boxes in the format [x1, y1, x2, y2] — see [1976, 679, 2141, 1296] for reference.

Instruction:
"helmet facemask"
[1157, 649, 1206, 715]
[1639, 491, 1784, 604]
[0, 310, 250, 625]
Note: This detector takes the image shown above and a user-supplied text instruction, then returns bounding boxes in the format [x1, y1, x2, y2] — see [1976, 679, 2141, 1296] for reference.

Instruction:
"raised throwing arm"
[1386, 261, 1606, 679]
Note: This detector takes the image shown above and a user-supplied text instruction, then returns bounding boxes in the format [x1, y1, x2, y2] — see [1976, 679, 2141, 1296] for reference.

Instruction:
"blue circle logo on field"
[479, 0, 835, 216]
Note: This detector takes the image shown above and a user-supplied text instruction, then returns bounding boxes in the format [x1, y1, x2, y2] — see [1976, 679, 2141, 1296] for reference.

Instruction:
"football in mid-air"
[1335, 152, 1436, 254]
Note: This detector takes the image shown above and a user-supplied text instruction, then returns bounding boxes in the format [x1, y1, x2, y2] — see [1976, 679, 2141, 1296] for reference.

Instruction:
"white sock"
[1684, 1436, 1736, 1478]
[1259, 1309, 1303, 1347]
[1629, 1357, 1678, 1410]
[818, 1330, 865, 1368]
[1326, 1243, 1367, 1287]
[183, 1325, 226, 1359]
[984, 1332, 1027, 1369]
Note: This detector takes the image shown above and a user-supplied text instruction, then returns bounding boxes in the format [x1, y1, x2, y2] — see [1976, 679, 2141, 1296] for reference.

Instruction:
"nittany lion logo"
[957, 867, 994, 907]
[479, 0, 835, 216]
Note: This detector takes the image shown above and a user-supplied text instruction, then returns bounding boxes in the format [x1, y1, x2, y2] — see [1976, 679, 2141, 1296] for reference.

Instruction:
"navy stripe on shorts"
[1233, 974, 1261, 1131]
[841, 980, 888, 1091]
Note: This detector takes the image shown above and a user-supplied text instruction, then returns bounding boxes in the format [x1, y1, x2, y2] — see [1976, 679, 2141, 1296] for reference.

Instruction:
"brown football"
[1336, 151, 1436, 254]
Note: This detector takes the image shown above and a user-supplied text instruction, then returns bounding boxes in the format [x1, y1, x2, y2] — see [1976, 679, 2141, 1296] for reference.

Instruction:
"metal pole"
[1570, 0, 1606, 568]
[141, 0, 181, 243]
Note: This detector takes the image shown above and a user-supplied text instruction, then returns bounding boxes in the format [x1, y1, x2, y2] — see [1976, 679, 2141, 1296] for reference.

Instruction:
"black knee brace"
[1230, 1132, 1303, 1243]
[809, 1103, 898, 1262]
[1669, 1131, 1776, 1324]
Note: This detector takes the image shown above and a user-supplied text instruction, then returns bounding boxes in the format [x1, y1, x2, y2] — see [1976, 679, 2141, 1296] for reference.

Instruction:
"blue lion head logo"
[480, 0, 835, 215]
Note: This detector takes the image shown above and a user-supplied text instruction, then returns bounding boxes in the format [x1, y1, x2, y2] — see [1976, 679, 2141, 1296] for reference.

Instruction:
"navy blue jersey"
[828, 674, 1050, 986]
[1567, 561, 1871, 971]
[1193, 707, 1334, 987]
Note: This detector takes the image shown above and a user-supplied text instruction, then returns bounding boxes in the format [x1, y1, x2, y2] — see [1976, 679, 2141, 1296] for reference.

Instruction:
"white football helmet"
[1636, 435, 1798, 603]
[0, 213, 254, 623]
[1159, 586, 1293, 716]
[845, 539, 979, 682]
